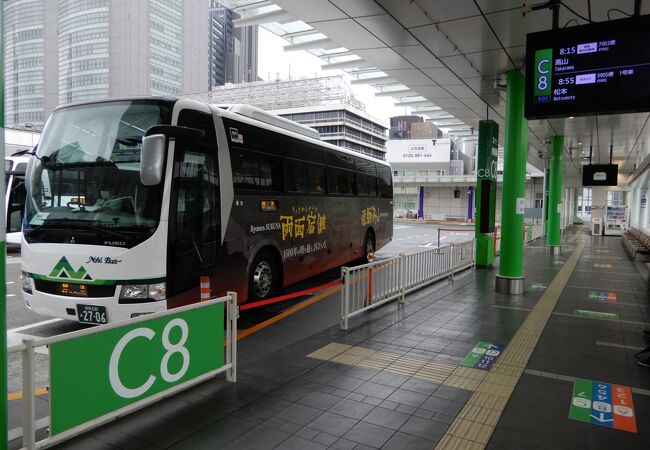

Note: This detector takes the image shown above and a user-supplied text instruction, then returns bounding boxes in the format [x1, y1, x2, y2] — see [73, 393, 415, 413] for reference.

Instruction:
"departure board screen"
[525, 16, 650, 119]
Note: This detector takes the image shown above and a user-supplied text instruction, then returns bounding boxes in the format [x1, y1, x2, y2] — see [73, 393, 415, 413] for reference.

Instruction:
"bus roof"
[45, 96, 390, 168]
[211, 104, 390, 168]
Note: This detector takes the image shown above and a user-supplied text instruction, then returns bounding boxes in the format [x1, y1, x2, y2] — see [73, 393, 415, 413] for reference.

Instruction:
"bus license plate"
[76, 304, 108, 325]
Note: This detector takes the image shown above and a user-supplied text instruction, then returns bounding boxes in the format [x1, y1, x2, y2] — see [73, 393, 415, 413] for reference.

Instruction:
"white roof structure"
[217, 0, 650, 179]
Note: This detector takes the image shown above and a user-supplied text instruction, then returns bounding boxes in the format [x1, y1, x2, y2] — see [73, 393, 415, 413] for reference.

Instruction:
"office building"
[4, 0, 209, 130]
[209, 2, 258, 89]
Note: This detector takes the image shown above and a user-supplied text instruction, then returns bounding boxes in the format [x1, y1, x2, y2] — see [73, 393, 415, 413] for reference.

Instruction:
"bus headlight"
[21, 274, 33, 295]
[120, 284, 147, 300]
[119, 282, 166, 302]
[147, 282, 166, 301]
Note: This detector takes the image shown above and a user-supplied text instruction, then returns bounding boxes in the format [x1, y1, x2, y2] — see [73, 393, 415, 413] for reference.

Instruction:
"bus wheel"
[364, 231, 375, 263]
[249, 250, 278, 301]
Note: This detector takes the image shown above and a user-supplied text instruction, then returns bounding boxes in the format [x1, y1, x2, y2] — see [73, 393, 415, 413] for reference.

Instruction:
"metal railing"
[340, 240, 475, 330]
[525, 223, 544, 243]
[10, 293, 238, 450]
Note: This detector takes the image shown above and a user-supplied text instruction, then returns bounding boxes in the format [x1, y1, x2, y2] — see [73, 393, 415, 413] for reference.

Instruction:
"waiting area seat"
[622, 227, 650, 260]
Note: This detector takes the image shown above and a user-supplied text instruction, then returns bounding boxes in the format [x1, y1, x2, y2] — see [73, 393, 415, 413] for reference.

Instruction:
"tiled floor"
[40, 229, 650, 450]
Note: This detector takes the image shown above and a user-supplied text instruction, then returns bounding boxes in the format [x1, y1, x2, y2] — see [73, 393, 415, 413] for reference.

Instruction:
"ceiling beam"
[234, 9, 294, 27]
[284, 38, 339, 52]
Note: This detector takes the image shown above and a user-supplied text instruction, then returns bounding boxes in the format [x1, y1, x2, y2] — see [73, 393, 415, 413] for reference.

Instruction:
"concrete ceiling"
[222, 0, 650, 180]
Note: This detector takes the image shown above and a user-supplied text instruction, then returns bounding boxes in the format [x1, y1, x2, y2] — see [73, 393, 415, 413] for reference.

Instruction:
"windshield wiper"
[25, 218, 131, 239]
[115, 136, 142, 147]
[41, 156, 117, 170]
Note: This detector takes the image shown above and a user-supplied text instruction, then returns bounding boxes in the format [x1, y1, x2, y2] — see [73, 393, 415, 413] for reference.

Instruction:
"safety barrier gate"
[340, 240, 475, 330]
[10, 293, 238, 450]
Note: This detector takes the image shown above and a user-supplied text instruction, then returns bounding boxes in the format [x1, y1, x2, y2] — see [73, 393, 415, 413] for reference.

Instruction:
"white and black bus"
[21, 97, 393, 324]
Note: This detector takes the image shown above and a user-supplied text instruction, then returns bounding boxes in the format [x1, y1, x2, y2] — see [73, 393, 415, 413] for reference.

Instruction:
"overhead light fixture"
[568, 116, 575, 119]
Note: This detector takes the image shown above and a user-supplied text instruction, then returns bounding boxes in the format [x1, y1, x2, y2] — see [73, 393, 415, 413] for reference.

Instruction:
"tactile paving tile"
[443, 367, 487, 391]
[385, 354, 430, 376]
[466, 392, 509, 412]
[436, 435, 484, 450]
[447, 418, 494, 445]
[413, 361, 457, 384]
[357, 350, 400, 370]
[457, 404, 502, 427]
[306, 342, 351, 360]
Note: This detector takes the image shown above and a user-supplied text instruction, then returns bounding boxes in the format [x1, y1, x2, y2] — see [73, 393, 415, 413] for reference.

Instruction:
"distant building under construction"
[186, 76, 388, 159]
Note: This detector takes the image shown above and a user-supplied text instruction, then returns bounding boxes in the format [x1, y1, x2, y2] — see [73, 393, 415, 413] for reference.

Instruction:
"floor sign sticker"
[587, 291, 617, 303]
[460, 342, 504, 370]
[569, 379, 636, 432]
[530, 283, 548, 291]
[574, 310, 619, 320]
[594, 263, 612, 269]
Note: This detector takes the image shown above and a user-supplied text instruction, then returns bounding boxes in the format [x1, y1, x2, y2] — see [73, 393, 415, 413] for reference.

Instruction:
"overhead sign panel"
[525, 16, 650, 119]
[582, 164, 618, 186]
[385, 138, 451, 164]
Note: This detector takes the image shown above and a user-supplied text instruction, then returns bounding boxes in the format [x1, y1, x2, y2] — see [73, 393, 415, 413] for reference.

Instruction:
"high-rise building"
[4, 0, 209, 130]
[208, 1, 258, 89]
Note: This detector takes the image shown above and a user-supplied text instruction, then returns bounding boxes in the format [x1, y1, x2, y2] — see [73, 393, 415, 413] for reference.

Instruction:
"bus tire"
[249, 249, 279, 301]
[363, 230, 376, 263]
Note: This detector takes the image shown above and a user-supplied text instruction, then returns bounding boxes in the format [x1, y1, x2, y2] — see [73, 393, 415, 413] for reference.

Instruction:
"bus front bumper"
[22, 290, 167, 324]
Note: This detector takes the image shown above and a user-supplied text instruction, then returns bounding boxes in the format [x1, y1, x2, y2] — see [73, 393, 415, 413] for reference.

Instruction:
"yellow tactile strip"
[435, 241, 586, 449]
[308, 343, 462, 390]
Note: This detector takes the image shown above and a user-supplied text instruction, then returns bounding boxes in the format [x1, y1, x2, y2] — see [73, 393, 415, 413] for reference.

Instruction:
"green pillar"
[475, 120, 498, 268]
[546, 136, 564, 253]
[496, 69, 528, 295]
[0, 2, 8, 448]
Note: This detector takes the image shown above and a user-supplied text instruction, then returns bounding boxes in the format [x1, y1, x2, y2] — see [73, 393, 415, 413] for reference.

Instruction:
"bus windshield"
[25, 100, 172, 243]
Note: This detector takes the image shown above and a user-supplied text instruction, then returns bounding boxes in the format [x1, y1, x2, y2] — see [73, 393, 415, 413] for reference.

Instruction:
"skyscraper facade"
[208, 1, 258, 89]
[4, 0, 209, 130]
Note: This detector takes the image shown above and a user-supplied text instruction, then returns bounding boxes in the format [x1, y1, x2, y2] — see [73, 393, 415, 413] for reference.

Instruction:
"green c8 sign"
[534, 48, 553, 101]
[50, 303, 224, 435]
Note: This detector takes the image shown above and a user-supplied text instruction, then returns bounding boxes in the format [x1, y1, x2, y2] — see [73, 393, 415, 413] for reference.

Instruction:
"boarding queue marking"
[587, 291, 617, 303]
[460, 341, 504, 371]
[570, 379, 637, 433]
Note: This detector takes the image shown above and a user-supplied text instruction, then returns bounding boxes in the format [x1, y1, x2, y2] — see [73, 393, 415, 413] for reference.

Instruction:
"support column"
[546, 135, 564, 254]
[496, 70, 527, 294]
[475, 120, 498, 268]
[418, 186, 424, 219]
[0, 3, 8, 447]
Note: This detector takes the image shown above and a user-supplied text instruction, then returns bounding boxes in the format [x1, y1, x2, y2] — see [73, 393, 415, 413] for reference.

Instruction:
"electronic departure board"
[525, 15, 650, 119]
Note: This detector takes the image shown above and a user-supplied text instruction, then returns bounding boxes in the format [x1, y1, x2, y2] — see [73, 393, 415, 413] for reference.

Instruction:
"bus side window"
[308, 165, 326, 194]
[377, 166, 393, 198]
[285, 158, 308, 193]
[327, 167, 355, 195]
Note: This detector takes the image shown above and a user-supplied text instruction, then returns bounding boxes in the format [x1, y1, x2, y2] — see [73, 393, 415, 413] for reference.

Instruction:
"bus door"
[167, 110, 220, 302]
[7, 165, 27, 234]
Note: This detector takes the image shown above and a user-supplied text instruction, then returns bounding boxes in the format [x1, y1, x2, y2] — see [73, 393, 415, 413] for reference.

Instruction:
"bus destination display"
[525, 16, 650, 119]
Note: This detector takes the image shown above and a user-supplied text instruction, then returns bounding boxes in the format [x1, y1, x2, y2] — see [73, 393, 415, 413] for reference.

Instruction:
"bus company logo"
[85, 256, 122, 265]
[49, 257, 93, 281]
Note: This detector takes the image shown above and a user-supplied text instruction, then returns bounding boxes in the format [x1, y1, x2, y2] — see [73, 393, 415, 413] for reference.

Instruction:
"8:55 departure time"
[558, 77, 575, 85]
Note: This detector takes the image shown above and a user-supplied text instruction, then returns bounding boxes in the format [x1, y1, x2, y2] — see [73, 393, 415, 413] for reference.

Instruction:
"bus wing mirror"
[140, 134, 166, 186]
